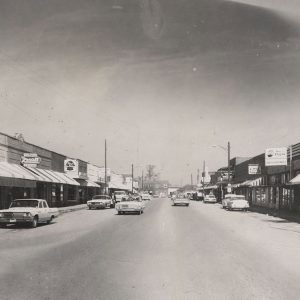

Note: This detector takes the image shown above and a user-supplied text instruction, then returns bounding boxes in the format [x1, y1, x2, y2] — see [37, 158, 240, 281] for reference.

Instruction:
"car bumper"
[87, 204, 106, 209]
[0, 217, 34, 224]
[116, 207, 142, 212]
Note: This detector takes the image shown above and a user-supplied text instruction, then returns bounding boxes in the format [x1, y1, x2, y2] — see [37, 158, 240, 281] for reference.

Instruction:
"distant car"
[227, 195, 249, 211]
[152, 194, 159, 198]
[141, 193, 152, 201]
[222, 194, 238, 209]
[172, 195, 190, 206]
[0, 199, 59, 228]
[204, 194, 217, 203]
[114, 191, 128, 203]
[87, 195, 113, 210]
[115, 195, 146, 215]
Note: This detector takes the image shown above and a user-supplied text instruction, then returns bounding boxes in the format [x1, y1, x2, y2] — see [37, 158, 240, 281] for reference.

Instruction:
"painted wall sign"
[265, 147, 287, 166]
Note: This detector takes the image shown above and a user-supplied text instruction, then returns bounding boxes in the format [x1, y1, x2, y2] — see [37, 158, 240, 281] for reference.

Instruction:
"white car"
[204, 194, 217, 203]
[114, 191, 128, 203]
[227, 195, 249, 211]
[222, 193, 238, 209]
[172, 196, 190, 206]
[141, 193, 152, 201]
[116, 195, 146, 215]
[0, 199, 59, 228]
[87, 195, 113, 209]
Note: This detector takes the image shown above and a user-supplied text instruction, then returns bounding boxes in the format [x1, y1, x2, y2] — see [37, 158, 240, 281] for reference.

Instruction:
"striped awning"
[0, 162, 38, 181]
[26, 167, 79, 186]
[240, 177, 262, 187]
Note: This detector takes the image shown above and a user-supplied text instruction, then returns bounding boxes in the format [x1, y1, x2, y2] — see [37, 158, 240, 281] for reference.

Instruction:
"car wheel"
[47, 216, 53, 225]
[186, 204, 189, 207]
[31, 217, 38, 228]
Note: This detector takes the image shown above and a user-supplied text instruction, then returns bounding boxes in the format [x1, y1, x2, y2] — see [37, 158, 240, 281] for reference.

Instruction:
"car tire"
[88, 207, 91, 210]
[47, 216, 53, 225]
[186, 204, 189, 207]
[31, 217, 38, 228]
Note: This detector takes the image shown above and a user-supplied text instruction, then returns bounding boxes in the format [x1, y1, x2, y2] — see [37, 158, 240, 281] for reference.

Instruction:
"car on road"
[141, 192, 152, 201]
[115, 194, 146, 215]
[222, 193, 238, 209]
[87, 195, 113, 209]
[204, 194, 217, 203]
[0, 199, 59, 228]
[227, 195, 249, 211]
[172, 194, 190, 206]
[113, 191, 128, 203]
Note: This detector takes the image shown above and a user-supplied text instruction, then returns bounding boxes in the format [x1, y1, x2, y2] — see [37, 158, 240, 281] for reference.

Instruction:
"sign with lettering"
[265, 147, 287, 166]
[248, 164, 261, 175]
[21, 153, 41, 167]
[64, 159, 79, 178]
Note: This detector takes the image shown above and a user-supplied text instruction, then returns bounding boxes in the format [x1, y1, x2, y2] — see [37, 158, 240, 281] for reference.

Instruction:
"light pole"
[212, 141, 231, 193]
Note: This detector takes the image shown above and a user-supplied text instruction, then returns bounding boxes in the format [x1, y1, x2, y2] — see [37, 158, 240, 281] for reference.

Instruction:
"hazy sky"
[0, 0, 300, 185]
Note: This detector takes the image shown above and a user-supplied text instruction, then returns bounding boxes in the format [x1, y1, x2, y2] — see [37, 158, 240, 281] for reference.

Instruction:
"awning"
[79, 180, 100, 187]
[0, 162, 38, 187]
[109, 182, 129, 190]
[203, 185, 218, 190]
[288, 174, 300, 185]
[240, 177, 262, 187]
[0, 162, 38, 181]
[26, 167, 79, 186]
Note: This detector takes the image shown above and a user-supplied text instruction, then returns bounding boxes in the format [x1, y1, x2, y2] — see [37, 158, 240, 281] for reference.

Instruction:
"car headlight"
[0, 213, 3, 218]
[23, 212, 31, 217]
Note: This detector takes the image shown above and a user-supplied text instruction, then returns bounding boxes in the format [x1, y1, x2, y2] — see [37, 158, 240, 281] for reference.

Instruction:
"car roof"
[13, 199, 43, 201]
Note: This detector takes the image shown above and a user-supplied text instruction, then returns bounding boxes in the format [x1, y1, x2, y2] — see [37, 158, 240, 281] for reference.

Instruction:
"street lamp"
[211, 141, 231, 190]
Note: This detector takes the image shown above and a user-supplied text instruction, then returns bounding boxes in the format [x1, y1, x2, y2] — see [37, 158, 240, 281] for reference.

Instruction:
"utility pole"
[197, 168, 200, 186]
[142, 170, 144, 190]
[202, 160, 205, 197]
[191, 173, 193, 186]
[228, 141, 231, 183]
[105, 139, 107, 195]
[131, 163, 134, 194]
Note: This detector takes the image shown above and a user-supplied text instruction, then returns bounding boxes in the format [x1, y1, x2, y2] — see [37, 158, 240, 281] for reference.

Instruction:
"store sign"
[21, 153, 41, 168]
[64, 159, 79, 178]
[265, 147, 287, 166]
[248, 164, 261, 175]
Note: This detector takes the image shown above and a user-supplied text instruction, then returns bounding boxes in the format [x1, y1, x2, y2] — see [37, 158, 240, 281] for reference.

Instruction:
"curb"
[58, 204, 87, 215]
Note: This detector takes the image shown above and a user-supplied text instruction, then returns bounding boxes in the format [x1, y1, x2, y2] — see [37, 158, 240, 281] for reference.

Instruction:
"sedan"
[227, 196, 249, 211]
[204, 194, 217, 203]
[172, 195, 190, 206]
[87, 195, 113, 210]
[116, 195, 146, 215]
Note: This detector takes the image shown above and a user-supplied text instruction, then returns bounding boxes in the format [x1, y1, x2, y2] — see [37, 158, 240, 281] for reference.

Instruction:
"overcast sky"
[0, 0, 300, 185]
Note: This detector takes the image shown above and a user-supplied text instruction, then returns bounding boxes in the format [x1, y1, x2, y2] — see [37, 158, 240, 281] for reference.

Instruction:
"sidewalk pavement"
[58, 204, 87, 214]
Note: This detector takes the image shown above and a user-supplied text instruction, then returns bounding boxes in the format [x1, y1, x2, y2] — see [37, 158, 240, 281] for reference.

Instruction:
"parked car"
[141, 193, 152, 201]
[222, 193, 238, 209]
[0, 199, 59, 228]
[227, 195, 249, 211]
[115, 195, 146, 215]
[87, 195, 113, 209]
[204, 194, 217, 203]
[172, 194, 190, 206]
[114, 191, 128, 203]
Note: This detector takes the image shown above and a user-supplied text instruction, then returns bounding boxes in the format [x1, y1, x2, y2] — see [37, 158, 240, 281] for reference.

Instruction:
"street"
[1, 199, 300, 300]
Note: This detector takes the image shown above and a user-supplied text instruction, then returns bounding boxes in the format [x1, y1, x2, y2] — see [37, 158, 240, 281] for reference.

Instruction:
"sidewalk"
[250, 206, 300, 224]
[58, 204, 87, 215]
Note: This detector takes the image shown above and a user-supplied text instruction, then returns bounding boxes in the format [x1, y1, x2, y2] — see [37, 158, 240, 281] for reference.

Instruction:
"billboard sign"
[64, 159, 79, 178]
[265, 147, 287, 166]
[248, 164, 261, 175]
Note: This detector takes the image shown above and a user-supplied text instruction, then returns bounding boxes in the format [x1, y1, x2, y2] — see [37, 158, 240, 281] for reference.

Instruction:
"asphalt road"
[1, 198, 300, 300]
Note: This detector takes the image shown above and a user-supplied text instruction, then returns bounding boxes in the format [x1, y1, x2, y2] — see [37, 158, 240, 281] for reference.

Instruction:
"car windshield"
[121, 197, 136, 202]
[231, 197, 246, 201]
[115, 192, 126, 195]
[10, 200, 39, 208]
[93, 195, 110, 200]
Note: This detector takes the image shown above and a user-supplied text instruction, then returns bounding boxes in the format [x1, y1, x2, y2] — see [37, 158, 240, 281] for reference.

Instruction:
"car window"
[38, 202, 43, 208]
[43, 201, 48, 208]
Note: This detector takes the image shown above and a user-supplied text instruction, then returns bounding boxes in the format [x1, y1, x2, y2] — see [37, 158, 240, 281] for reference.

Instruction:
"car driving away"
[227, 195, 250, 211]
[172, 194, 190, 206]
[204, 194, 217, 204]
[87, 195, 113, 210]
[141, 192, 152, 201]
[113, 191, 128, 204]
[0, 199, 59, 228]
[222, 193, 237, 209]
[115, 194, 146, 215]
